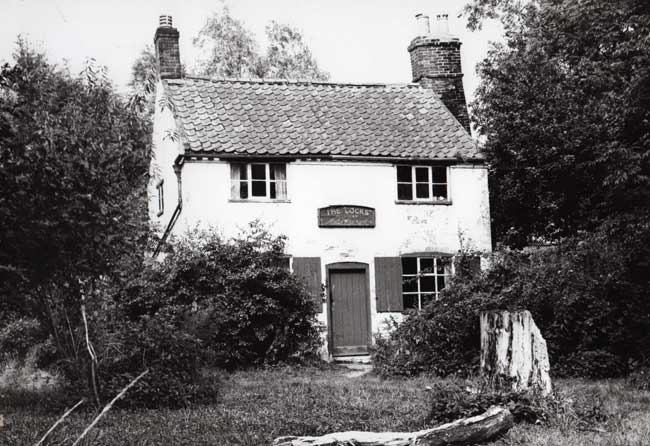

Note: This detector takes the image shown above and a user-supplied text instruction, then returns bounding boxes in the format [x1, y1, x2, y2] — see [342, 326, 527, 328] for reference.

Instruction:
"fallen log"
[272, 406, 514, 446]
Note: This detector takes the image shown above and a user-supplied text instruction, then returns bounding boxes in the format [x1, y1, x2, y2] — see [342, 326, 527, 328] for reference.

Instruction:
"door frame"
[326, 262, 372, 356]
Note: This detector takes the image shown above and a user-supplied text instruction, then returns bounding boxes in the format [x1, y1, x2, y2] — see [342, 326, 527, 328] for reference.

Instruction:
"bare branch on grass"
[34, 399, 86, 446]
[71, 369, 149, 446]
[80, 292, 100, 407]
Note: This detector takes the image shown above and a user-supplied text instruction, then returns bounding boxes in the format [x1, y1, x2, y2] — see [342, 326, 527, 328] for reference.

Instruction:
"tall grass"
[2, 366, 650, 445]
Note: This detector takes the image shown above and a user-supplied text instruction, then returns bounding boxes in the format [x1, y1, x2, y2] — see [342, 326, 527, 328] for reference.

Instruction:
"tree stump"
[480, 310, 552, 395]
[272, 406, 514, 446]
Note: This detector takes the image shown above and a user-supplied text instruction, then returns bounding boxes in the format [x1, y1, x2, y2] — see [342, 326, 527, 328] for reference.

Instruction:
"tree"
[192, 5, 329, 80]
[129, 44, 157, 91]
[466, 0, 650, 246]
[128, 45, 157, 113]
[193, 5, 265, 78]
[264, 21, 329, 81]
[0, 39, 151, 402]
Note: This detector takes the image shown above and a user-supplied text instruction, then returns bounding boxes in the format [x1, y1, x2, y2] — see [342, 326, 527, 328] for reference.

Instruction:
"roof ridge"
[176, 76, 421, 89]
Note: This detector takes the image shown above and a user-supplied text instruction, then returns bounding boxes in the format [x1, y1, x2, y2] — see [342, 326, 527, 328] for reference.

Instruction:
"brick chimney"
[408, 14, 470, 133]
[154, 15, 182, 79]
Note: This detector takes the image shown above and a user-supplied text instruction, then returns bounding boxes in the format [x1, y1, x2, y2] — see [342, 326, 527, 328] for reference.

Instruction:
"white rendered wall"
[173, 159, 491, 355]
[148, 80, 183, 231]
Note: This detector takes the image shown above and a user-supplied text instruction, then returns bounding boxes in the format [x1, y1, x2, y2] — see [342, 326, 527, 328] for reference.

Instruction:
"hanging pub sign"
[318, 205, 376, 228]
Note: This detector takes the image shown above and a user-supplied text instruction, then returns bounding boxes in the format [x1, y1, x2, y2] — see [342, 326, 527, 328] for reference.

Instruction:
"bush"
[98, 315, 213, 409]
[0, 317, 46, 358]
[0, 224, 320, 410]
[554, 350, 624, 379]
[373, 220, 650, 378]
[77, 224, 321, 408]
[372, 294, 484, 378]
[119, 225, 322, 370]
[426, 380, 611, 431]
[627, 365, 650, 391]
[426, 381, 550, 425]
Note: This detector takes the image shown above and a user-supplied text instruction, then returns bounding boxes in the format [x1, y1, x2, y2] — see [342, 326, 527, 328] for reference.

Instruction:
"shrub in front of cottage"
[120, 225, 322, 370]
[372, 224, 650, 379]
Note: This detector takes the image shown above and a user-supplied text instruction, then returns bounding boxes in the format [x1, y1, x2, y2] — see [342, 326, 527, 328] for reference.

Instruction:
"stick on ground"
[34, 399, 86, 446]
[71, 369, 149, 446]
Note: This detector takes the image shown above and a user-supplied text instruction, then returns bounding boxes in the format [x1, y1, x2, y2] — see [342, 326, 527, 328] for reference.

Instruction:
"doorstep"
[333, 354, 372, 365]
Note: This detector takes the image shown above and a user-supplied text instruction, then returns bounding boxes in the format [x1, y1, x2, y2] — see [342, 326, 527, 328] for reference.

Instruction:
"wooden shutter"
[293, 257, 323, 313]
[374, 257, 403, 312]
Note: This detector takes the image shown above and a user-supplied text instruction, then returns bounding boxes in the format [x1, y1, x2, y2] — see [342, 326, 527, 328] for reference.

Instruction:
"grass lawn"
[2, 365, 650, 445]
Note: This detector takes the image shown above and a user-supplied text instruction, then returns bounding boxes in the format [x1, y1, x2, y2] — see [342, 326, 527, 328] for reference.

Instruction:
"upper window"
[396, 165, 448, 202]
[401, 256, 452, 310]
[230, 163, 287, 200]
[156, 180, 164, 216]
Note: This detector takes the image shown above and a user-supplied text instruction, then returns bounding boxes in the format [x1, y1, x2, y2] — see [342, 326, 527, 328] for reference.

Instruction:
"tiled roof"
[163, 77, 482, 161]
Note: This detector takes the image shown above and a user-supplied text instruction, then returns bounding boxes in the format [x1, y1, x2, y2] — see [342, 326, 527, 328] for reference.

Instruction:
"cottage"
[149, 14, 491, 360]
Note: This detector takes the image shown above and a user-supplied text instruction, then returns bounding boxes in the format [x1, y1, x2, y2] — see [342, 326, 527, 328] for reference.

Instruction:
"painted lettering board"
[318, 205, 376, 228]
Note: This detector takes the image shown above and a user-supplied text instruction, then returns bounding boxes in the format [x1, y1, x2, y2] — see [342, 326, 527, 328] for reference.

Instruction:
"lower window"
[401, 256, 452, 310]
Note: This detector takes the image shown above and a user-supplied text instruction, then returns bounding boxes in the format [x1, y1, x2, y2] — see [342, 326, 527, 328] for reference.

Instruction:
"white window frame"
[402, 256, 453, 310]
[231, 162, 288, 201]
[249, 163, 272, 199]
[396, 165, 449, 202]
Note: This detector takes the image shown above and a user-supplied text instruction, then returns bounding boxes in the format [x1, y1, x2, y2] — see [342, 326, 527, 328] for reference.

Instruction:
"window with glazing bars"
[401, 256, 452, 310]
[396, 165, 448, 201]
[230, 163, 287, 200]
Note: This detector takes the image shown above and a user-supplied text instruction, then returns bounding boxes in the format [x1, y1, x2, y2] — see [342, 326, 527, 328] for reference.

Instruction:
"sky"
[0, 0, 503, 100]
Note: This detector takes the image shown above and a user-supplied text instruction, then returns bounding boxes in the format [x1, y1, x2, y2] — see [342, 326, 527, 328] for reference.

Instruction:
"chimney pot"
[437, 13, 450, 35]
[415, 13, 430, 36]
[159, 15, 173, 27]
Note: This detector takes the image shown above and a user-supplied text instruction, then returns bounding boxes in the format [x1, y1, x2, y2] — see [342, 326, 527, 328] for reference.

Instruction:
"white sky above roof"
[0, 0, 503, 101]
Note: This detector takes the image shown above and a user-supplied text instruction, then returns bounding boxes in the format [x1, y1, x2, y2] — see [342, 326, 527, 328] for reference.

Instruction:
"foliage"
[373, 224, 650, 378]
[128, 45, 158, 114]
[554, 351, 624, 379]
[0, 317, 45, 358]
[0, 40, 151, 286]
[628, 366, 650, 391]
[130, 45, 157, 89]
[371, 293, 483, 378]
[96, 314, 216, 409]
[263, 21, 329, 81]
[6, 370, 643, 445]
[466, 0, 650, 246]
[427, 379, 613, 433]
[118, 225, 323, 370]
[193, 5, 262, 78]
[426, 381, 551, 425]
[72, 224, 320, 408]
[0, 39, 152, 405]
[192, 4, 329, 80]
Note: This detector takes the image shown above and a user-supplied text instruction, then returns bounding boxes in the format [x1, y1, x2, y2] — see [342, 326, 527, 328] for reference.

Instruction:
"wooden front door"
[329, 265, 370, 356]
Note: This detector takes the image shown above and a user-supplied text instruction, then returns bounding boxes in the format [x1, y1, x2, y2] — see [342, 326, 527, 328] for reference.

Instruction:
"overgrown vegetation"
[192, 5, 329, 80]
[466, 0, 650, 247]
[374, 0, 650, 380]
[0, 39, 152, 408]
[0, 225, 322, 410]
[0, 41, 322, 410]
[425, 380, 614, 431]
[117, 226, 323, 372]
[373, 224, 650, 378]
[3, 368, 648, 445]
